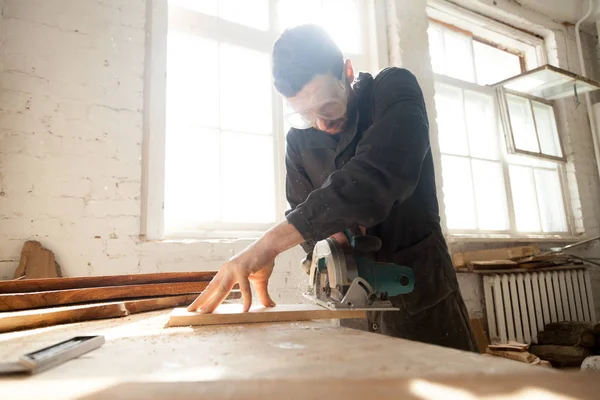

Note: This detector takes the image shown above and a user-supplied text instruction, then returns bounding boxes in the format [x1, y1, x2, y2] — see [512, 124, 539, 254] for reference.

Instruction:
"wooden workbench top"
[0, 309, 581, 399]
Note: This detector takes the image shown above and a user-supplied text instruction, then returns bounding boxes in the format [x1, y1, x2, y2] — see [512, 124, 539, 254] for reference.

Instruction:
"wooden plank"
[486, 348, 537, 363]
[166, 304, 366, 327]
[472, 265, 584, 274]
[452, 246, 540, 268]
[0, 281, 213, 311]
[0, 292, 241, 333]
[0, 302, 128, 333]
[468, 260, 517, 270]
[81, 373, 600, 400]
[469, 318, 489, 353]
[0, 271, 217, 293]
[488, 342, 529, 351]
[14, 240, 62, 279]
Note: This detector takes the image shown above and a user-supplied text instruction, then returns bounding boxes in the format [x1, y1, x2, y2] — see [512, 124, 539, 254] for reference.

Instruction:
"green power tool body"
[304, 230, 414, 311]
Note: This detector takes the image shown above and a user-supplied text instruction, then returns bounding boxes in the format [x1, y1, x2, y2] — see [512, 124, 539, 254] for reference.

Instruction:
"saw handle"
[344, 226, 382, 253]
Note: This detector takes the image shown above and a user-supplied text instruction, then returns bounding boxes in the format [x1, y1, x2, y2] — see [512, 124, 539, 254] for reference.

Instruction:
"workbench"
[1, 310, 597, 399]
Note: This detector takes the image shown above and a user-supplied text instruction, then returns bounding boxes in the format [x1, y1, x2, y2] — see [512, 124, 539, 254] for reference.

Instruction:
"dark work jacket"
[285, 67, 459, 316]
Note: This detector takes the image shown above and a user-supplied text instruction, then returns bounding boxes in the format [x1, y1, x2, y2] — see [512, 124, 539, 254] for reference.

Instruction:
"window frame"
[497, 87, 567, 163]
[142, 0, 379, 240]
[426, 2, 576, 240]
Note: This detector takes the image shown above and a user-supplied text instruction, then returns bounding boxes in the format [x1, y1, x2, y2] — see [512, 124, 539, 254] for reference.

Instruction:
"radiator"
[483, 268, 596, 344]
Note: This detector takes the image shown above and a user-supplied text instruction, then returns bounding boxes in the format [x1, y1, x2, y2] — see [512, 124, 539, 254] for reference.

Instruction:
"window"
[145, 0, 373, 239]
[427, 17, 571, 236]
[501, 91, 564, 160]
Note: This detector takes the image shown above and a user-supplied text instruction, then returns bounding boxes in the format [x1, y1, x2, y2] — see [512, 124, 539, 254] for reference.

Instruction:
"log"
[166, 304, 367, 327]
[0, 292, 241, 333]
[0, 271, 217, 293]
[0, 281, 215, 311]
[529, 345, 592, 368]
[13, 241, 62, 279]
[538, 329, 595, 348]
[538, 322, 596, 348]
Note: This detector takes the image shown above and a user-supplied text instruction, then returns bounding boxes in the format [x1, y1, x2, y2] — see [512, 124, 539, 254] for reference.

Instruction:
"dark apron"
[341, 227, 478, 352]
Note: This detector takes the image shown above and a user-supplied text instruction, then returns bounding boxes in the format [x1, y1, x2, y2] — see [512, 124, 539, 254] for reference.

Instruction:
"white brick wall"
[0, 0, 599, 314]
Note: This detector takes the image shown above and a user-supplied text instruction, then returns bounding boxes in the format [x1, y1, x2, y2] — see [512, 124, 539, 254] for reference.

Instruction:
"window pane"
[509, 165, 541, 232]
[169, 0, 217, 15]
[427, 25, 446, 75]
[277, 0, 321, 30]
[221, 132, 276, 224]
[534, 168, 567, 232]
[473, 41, 522, 85]
[219, 0, 269, 30]
[434, 84, 469, 156]
[506, 94, 539, 153]
[167, 33, 218, 129]
[276, 0, 361, 54]
[532, 101, 562, 157]
[219, 44, 272, 134]
[441, 155, 477, 230]
[464, 90, 498, 160]
[472, 160, 509, 230]
[443, 29, 475, 83]
[322, 0, 362, 54]
[165, 128, 221, 230]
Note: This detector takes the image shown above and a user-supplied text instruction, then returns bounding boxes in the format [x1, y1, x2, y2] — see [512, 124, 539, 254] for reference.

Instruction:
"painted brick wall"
[0, 0, 599, 315]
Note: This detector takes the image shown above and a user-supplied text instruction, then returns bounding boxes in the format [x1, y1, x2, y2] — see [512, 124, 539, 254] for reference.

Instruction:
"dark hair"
[272, 24, 344, 97]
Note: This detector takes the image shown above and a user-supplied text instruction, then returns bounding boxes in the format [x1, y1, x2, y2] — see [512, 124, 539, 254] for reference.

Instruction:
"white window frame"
[427, 1, 577, 240]
[142, 0, 379, 240]
[497, 87, 566, 162]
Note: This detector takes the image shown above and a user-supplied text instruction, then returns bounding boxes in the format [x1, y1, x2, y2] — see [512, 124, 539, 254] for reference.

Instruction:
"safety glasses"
[284, 73, 349, 130]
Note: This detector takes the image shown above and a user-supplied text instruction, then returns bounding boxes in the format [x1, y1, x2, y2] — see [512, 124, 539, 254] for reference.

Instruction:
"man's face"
[285, 73, 351, 135]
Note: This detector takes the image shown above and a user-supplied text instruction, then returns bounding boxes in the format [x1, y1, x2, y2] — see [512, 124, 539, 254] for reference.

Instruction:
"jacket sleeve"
[284, 134, 317, 254]
[285, 68, 430, 243]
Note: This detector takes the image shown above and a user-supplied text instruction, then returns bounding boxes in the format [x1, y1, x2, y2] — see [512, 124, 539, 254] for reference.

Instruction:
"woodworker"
[188, 25, 478, 352]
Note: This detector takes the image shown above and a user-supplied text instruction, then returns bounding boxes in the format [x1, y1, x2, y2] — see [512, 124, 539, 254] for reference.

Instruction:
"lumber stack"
[452, 246, 583, 272]
[0, 272, 238, 333]
[530, 322, 600, 368]
[485, 341, 551, 367]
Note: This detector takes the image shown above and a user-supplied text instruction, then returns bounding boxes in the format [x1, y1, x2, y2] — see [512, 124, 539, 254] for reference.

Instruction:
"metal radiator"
[483, 268, 596, 344]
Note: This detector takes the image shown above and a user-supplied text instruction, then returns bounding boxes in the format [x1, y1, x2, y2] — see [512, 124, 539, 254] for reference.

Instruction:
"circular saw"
[303, 234, 414, 311]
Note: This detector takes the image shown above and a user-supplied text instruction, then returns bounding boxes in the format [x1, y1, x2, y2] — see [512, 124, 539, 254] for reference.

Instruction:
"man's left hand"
[186, 221, 305, 313]
[187, 247, 276, 313]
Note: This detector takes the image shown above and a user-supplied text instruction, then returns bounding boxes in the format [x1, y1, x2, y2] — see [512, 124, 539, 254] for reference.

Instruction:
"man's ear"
[345, 59, 355, 83]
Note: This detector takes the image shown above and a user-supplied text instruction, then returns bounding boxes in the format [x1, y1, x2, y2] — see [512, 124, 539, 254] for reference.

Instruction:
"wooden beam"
[166, 304, 366, 327]
[0, 272, 217, 293]
[0, 281, 213, 312]
[452, 246, 540, 268]
[0, 292, 241, 333]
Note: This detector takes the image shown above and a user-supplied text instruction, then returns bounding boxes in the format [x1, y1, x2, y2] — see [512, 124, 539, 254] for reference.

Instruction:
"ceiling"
[515, 0, 600, 25]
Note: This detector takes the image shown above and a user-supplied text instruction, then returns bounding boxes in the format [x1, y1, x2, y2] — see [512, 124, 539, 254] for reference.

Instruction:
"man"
[188, 25, 477, 352]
